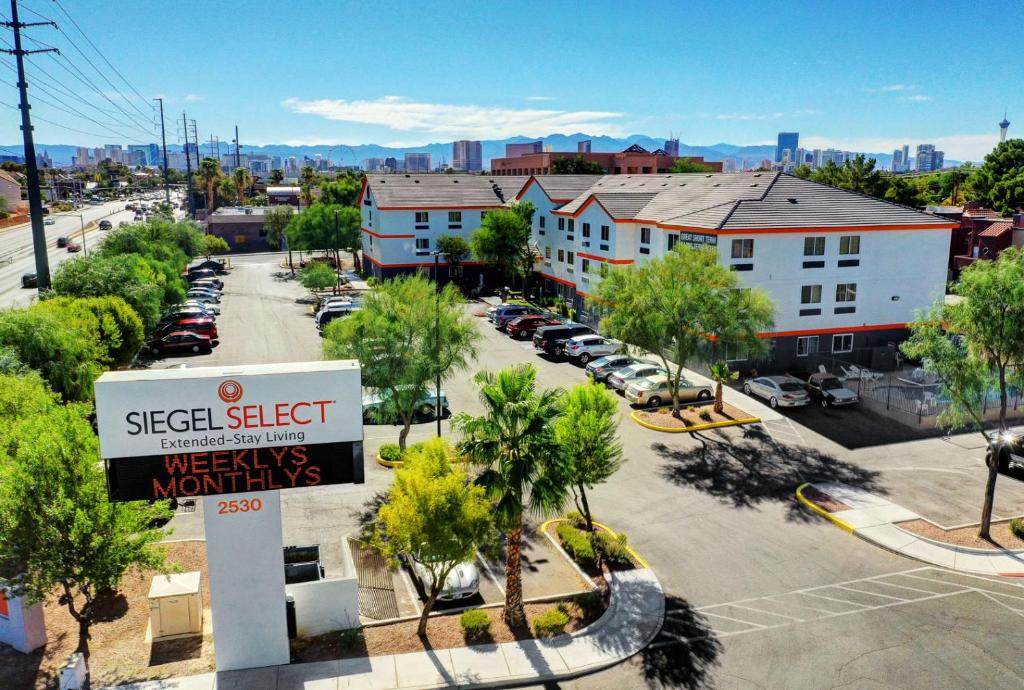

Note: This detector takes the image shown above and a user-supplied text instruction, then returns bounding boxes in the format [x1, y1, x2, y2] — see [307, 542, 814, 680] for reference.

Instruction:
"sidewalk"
[800, 482, 1024, 577]
[104, 568, 664, 690]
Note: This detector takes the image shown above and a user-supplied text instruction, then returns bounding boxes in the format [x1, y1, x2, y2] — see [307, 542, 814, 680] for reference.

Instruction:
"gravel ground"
[898, 518, 1024, 551]
[803, 485, 853, 513]
[633, 400, 754, 429]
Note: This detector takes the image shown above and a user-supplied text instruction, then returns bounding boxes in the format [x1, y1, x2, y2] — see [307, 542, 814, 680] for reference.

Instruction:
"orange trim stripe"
[539, 272, 577, 288]
[760, 323, 907, 338]
[376, 205, 503, 211]
[363, 254, 484, 269]
[577, 252, 633, 264]
[361, 227, 415, 239]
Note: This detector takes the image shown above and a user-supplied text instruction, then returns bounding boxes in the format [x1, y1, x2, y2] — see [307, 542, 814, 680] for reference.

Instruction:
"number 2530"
[217, 498, 263, 514]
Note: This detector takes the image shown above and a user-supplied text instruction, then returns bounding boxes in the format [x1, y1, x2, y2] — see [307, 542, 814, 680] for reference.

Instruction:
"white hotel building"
[360, 172, 956, 371]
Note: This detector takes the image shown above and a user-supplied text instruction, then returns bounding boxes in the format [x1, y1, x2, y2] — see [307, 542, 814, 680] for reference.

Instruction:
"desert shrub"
[378, 443, 402, 463]
[460, 609, 491, 640]
[698, 409, 712, 422]
[595, 530, 633, 567]
[575, 590, 604, 620]
[565, 511, 588, 529]
[1011, 517, 1024, 539]
[532, 608, 569, 637]
[556, 523, 597, 567]
[335, 628, 363, 652]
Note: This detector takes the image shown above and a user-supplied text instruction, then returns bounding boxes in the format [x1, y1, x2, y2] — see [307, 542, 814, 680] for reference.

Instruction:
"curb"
[541, 517, 652, 571]
[375, 453, 403, 468]
[794, 483, 855, 533]
[630, 409, 761, 434]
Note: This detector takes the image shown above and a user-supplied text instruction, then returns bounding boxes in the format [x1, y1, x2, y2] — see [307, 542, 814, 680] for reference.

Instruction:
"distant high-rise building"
[125, 150, 145, 166]
[452, 140, 483, 171]
[819, 148, 847, 167]
[664, 138, 679, 157]
[384, 156, 398, 171]
[1000, 113, 1010, 143]
[891, 148, 904, 173]
[776, 132, 799, 163]
[184, 142, 199, 169]
[104, 144, 123, 164]
[285, 156, 299, 174]
[404, 152, 432, 172]
[271, 156, 283, 170]
[915, 144, 944, 172]
[35, 150, 51, 169]
[75, 147, 90, 168]
[505, 141, 543, 158]
[93, 147, 104, 164]
[901, 145, 910, 171]
[362, 158, 385, 172]
[578, 139, 592, 153]
[721, 158, 736, 172]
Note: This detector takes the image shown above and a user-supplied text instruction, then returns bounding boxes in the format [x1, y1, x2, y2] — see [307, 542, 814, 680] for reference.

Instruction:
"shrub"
[565, 511, 587, 529]
[698, 409, 712, 422]
[460, 609, 491, 640]
[575, 591, 604, 620]
[687, 405, 696, 413]
[556, 523, 597, 567]
[1011, 517, 1024, 539]
[595, 530, 633, 567]
[335, 628, 364, 652]
[366, 276, 380, 287]
[378, 443, 402, 463]
[532, 608, 569, 637]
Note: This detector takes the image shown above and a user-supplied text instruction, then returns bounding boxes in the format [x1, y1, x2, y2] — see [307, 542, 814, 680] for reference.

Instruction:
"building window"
[545, 246, 551, 259]
[601, 225, 610, 241]
[448, 211, 461, 223]
[797, 336, 819, 357]
[640, 227, 651, 244]
[800, 285, 822, 304]
[835, 283, 857, 302]
[558, 249, 564, 262]
[803, 236, 825, 256]
[567, 251, 574, 266]
[667, 234, 679, 251]
[839, 235, 860, 255]
[581, 258, 590, 274]
[833, 333, 854, 353]
[568, 219, 575, 232]
[539, 216, 545, 228]
[415, 211, 429, 224]
[582, 222, 591, 238]
[731, 238, 754, 258]
[558, 217, 565, 231]
[368, 234, 373, 248]
[415, 238, 430, 255]
[368, 210, 372, 223]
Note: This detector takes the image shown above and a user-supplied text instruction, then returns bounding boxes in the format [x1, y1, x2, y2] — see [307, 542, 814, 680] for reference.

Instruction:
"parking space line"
[797, 591, 871, 608]
[911, 568, 1024, 591]
[727, 603, 804, 622]
[476, 553, 506, 597]
[899, 572, 994, 592]
[700, 611, 768, 628]
[866, 578, 951, 596]
[761, 595, 838, 615]
[834, 584, 908, 602]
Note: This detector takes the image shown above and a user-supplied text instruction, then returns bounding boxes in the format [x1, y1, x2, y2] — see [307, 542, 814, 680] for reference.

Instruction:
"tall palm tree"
[196, 157, 223, 212]
[708, 361, 738, 415]
[232, 167, 253, 205]
[455, 364, 569, 628]
[269, 168, 284, 184]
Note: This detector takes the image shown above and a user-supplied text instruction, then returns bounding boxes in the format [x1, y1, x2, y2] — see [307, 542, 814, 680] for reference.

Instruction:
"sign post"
[94, 361, 363, 672]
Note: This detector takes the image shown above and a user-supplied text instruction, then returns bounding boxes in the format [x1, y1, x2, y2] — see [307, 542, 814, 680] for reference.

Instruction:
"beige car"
[624, 375, 713, 408]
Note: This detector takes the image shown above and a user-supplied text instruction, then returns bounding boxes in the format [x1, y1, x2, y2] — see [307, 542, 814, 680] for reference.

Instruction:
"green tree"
[196, 157, 223, 211]
[0, 371, 59, 452]
[287, 203, 361, 269]
[323, 275, 479, 450]
[812, 155, 885, 196]
[217, 177, 237, 207]
[792, 164, 812, 179]
[902, 247, 1024, 539]
[669, 158, 714, 173]
[455, 364, 569, 628]
[299, 261, 337, 293]
[435, 234, 471, 282]
[884, 176, 924, 207]
[318, 176, 361, 207]
[269, 168, 284, 184]
[554, 382, 623, 533]
[35, 296, 144, 368]
[707, 360, 739, 415]
[598, 245, 775, 418]
[51, 254, 165, 331]
[201, 234, 230, 258]
[471, 204, 535, 293]
[372, 438, 492, 636]
[549, 155, 605, 174]
[232, 167, 253, 205]
[0, 404, 170, 665]
[969, 139, 1024, 215]
[265, 205, 295, 259]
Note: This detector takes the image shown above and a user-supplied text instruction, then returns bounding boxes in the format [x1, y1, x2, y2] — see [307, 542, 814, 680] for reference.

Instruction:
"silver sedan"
[742, 375, 810, 408]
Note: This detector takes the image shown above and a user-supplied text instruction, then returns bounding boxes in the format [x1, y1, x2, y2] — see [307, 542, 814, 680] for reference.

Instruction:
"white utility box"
[148, 571, 203, 639]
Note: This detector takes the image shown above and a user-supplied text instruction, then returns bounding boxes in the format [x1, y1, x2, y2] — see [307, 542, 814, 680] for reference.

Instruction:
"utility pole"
[155, 97, 170, 206]
[2, 0, 57, 290]
[234, 124, 240, 170]
[184, 112, 195, 218]
[333, 209, 340, 295]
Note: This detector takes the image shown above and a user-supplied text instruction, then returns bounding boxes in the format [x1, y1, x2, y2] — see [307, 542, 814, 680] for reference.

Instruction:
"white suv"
[563, 335, 622, 364]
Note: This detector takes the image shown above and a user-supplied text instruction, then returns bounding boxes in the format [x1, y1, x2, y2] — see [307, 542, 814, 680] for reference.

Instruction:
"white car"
[743, 375, 810, 408]
[183, 299, 219, 315]
[562, 335, 622, 364]
[409, 558, 480, 601]
[606, 362, 667, 392]
[43, 217, 56, 225]
[625, 375, 713, 408]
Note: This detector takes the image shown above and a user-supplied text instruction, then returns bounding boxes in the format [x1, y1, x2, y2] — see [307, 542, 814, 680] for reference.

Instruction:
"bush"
[557, 523, 597, 567]
[1011, 517, 1024, 539]
[532, 608, 569, 637]
[378, 443, 402, 463]
[460, 609, 491, 640]
[565, 511, 587, 529]
[595, 531, 633, 567]
[575, 591, 603, 620]
[698, 409, 712, 422]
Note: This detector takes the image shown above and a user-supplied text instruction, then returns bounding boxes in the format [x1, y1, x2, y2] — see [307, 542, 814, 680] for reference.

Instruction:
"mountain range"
[5, 133, 950, 169]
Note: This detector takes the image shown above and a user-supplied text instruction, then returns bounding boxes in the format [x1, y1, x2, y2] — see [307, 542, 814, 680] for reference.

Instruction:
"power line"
[0, 100, 146, 143]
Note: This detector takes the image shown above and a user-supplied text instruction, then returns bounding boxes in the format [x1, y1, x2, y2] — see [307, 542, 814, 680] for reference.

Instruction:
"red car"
[506, 314, 562, 340]
[148, 331, 212, 355]
[153, 317, 218, 341]
[66, 242, 81, 253]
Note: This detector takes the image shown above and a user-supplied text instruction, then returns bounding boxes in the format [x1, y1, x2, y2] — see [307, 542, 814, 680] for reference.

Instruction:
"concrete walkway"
[808, 482, 1024, 577]
[105, 568, 664, 690]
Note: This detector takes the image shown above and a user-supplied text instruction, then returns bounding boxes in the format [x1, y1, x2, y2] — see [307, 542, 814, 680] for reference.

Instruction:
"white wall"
[286, 577, 360, 637]
[0, 590, 47, 653]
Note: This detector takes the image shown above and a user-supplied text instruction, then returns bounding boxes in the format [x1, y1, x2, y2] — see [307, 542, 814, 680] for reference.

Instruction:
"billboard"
[95, 361, 364, 501]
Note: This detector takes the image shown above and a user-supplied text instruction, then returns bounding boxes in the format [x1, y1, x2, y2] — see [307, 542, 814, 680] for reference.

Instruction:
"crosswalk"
[652, 567, 1024, 648]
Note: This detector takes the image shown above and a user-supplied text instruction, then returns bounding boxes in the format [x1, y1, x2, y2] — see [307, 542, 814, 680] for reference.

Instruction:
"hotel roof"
[363, 174, 529, 209]
[516, 175, 603, 203]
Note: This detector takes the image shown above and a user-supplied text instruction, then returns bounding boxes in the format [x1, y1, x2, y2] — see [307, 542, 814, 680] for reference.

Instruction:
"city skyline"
[0, 1, 1019, 162]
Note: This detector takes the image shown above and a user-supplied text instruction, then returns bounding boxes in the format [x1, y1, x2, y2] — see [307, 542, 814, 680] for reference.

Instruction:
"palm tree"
[269, 168, 284, 184]
[196, 157, 223, 212]
[708, 360, 738, 415]
[455, 364, 569, 628]
[232, 167, 253, 205]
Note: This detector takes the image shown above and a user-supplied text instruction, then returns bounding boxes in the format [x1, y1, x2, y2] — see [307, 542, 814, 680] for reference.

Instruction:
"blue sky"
[2, 0, 1021, 160]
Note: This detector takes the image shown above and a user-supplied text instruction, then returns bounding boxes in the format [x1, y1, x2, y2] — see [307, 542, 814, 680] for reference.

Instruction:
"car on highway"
[98, 220, 112, 230]
[56, 236, 69, 247]
[586, 354, 643, 383]
[805, 373, 859, 408]
[66, 241, 81, 253]
[607, 362, 668, 392]
[408, 557, 480, 601]
[563, 334, 622, 364]
[147, 331, 212, 356]
[506, 314, 562, 339]
[362, 389, 449, 424]
[743, 375, 810, 409]
[43, 217, 55, 225]
[21, 272, 37, 288]
[532, 323, 594, 357]
[625, 375, 712, 408]
[153, 317, 218, 341]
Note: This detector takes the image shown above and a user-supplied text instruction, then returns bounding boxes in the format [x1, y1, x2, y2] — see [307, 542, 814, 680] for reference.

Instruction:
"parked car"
[188, 259, 227, 276]
[147, 331, 212, 355]
[408, 557, 479, 601]
[153, 317, 218, 341]
[188, 271, 223, 290]
[362, 389, 449, 424]
[315, 303, 361, 330]
[21, 272, 37, 288]
[625, 375, 712, 408]
[317, 295, 357, 310]
[532, 323, 594, 357]
[607, 362, 668, 392]
[160, 306, 215, 323]
[190, 277, 224, 292]
[743, 375, 810, 408]
[43, 217, 55, 225]
[187, 288, 220, 302]
[563, 335, 622, 364]
[491, 305, 544, 329]
[805, 373, 859, 408]
[56, 236, 69, 248]
[586, 355, 641, 383]
[66, 241, 81, 253]
[506, 314, 562, 339]
[98, 220, 112, 230]
[993, 430, 1024, 474]
[181, 299, 220, 315]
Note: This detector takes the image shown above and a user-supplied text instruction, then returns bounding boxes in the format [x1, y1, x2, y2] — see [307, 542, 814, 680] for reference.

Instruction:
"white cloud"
[526, 96, 556, 102]
[866, 84, 918, 93]
[903, 94, 930, 102]
[800, 133, 999, 161]
[281, 96, 627, 139]
[183, 94, 204, 103]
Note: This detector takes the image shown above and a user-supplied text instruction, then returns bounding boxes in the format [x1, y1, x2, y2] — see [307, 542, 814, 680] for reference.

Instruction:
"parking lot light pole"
[432, 250, 447, 438]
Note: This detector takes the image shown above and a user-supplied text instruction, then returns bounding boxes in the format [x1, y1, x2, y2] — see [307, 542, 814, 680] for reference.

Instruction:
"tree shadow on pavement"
[654, 430, 884, 523]
[639, 595, 720, 690]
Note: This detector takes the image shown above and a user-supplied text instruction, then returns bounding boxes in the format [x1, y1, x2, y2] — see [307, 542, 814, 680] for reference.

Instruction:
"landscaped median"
[631, 400, 760, 433]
